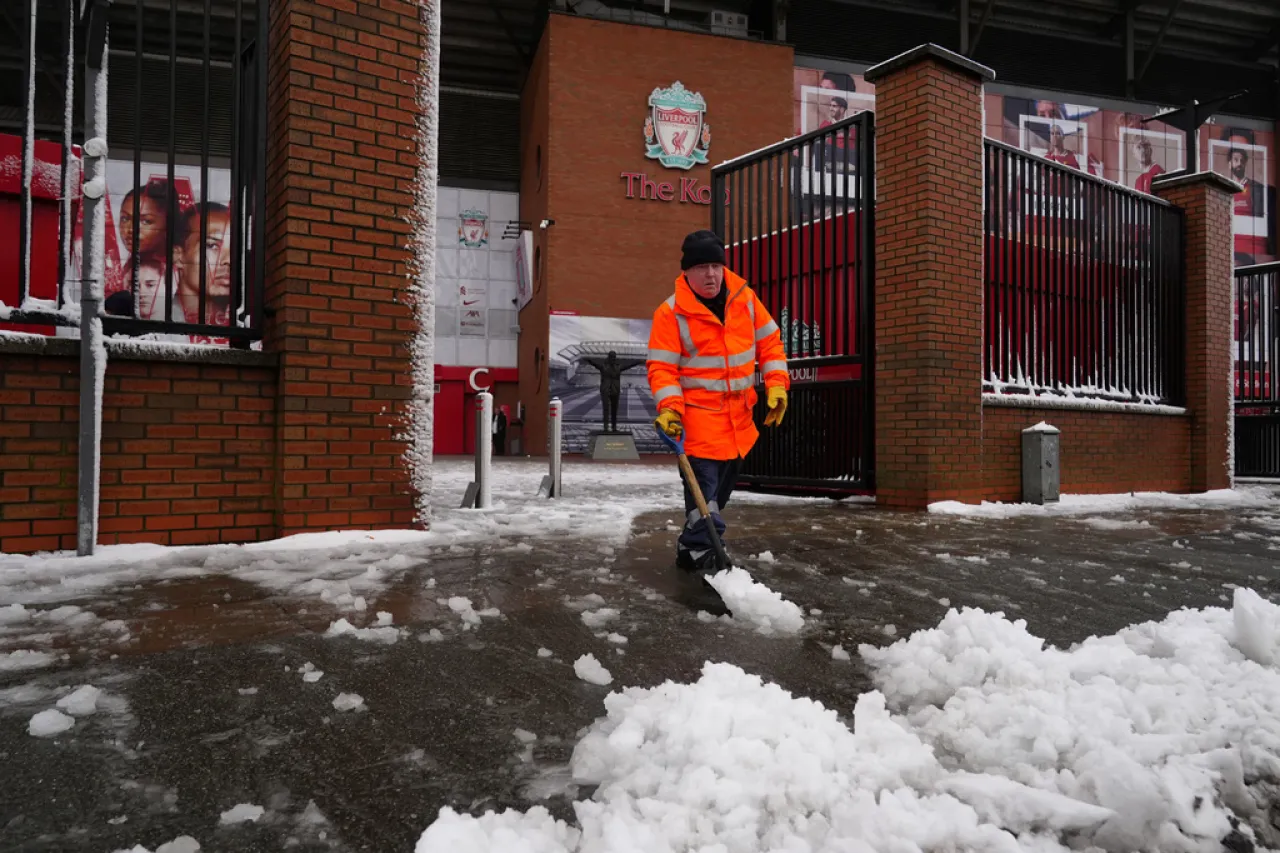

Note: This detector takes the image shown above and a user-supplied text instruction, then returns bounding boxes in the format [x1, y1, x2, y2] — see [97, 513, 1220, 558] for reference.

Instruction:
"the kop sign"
[621, 81, 712, 206]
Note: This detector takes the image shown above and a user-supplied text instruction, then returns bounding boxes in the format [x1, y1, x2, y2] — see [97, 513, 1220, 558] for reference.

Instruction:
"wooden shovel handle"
[677, 454, 714, 519]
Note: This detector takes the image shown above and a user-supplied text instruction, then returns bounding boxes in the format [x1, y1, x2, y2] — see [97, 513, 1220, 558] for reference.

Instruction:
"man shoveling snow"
[646, 230, 790, 575]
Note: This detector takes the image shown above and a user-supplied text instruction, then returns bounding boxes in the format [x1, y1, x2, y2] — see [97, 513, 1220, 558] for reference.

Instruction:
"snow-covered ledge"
[983, 391, 1187, 417]
[0, 330, 274, 367]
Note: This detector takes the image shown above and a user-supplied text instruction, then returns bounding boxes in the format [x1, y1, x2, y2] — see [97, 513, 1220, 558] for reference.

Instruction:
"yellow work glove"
[654, 409, 683, 437]
[763, 386, 788, 427]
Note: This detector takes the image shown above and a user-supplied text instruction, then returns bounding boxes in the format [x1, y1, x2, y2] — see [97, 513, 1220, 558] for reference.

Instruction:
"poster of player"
[1118, 126, 1182, 193]
[996, 99, 1106, 178]
[1208, 127, 1274, 265]
[1019, 116, 1090, 171]
[792, 69, 875, 209]
[547, 312, 669, 455]
[63, 158, 236, 345]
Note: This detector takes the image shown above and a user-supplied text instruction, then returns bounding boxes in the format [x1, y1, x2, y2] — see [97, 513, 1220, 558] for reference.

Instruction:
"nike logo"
[463, 299, 480, 306]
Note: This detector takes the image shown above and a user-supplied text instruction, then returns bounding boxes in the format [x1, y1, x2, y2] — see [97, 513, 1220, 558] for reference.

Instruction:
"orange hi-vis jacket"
[646, 269, 790, 460]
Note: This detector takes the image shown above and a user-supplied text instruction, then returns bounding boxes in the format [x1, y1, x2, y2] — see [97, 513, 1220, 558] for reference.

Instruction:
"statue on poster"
[582, 350, 646, 434]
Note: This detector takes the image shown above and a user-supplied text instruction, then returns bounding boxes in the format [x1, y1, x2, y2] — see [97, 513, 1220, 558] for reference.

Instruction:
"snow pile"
[418, 807, 577, 853]
[580, 608, 618, 629]
[441, 596, 500, 630]
[416, 591, 1280, 852]
[929, 486, 1276, 518]
[323, 617, 399, 645]
[56, 684, 102, 716]
[332, 693, 365, 712]
[1078, 517, 1152, 531]
[1233, 587, 1280, 666]
[111, 837, 200, 853]
[219, 804, 264, 825]
[300, 662, 324, 683]
[28, 708, 75, 738]
[315, 587, 367, 613]
[704, 567, 805, 634]
[0, 603, 120, 643]
[573, 654, 612, 686]
[417, 661, 1013, 852]
[860, 587, 1280, 850]
[1, 650, 57, 672]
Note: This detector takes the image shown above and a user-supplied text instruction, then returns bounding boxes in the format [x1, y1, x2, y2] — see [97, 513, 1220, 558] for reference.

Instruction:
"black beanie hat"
[680, 229, 726, 270]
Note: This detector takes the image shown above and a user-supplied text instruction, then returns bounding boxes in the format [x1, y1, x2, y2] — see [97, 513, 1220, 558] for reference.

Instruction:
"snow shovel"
[656, 424, 732, 575]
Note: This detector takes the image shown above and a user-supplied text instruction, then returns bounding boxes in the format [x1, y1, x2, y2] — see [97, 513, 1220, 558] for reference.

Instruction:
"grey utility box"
[1021, 422, 1060, 505]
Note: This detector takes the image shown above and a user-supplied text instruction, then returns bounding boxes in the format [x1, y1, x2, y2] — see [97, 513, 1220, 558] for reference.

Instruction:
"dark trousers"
[677, 456, 743, 557]
[601, 391, 620, 432]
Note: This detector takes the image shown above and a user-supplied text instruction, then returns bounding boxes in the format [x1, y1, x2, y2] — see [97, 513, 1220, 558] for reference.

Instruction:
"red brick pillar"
[1153, 172, 1238, 492]
[264, 0, 426, 533]
[863, 44, 995, 509]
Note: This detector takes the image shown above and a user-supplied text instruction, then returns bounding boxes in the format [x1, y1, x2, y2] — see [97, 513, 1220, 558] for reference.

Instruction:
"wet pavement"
[3, 488, 1280, 852]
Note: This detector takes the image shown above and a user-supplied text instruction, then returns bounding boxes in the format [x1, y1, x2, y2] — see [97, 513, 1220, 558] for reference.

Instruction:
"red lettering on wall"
[679, 177, 699, 203]
[640, 174, 661, 200]
[621, 172, 711, 205]
[621, 172, 642, 198]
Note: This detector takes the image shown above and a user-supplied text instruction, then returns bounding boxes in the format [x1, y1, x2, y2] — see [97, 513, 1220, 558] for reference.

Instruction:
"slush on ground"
[1, 457, 1279, 852]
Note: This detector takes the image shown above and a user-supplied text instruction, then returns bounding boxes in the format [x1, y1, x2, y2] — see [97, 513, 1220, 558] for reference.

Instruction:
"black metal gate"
[710, 112, 875, 497]
[1235, 262, 1280, 478]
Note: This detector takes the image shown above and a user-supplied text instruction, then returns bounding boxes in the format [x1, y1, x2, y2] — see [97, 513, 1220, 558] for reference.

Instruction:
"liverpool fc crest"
[458, 209, 489, 248]
[643, 82, 710, 171]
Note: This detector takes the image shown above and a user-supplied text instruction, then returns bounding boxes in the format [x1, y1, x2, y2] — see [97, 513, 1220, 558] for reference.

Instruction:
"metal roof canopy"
[440, 0, 761, 95]
[805, 0, 1279, 115]
[942, 0, 1280, 72]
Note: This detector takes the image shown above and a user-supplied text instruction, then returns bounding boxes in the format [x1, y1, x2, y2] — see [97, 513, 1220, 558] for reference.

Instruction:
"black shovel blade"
[674, 566, 733, 618]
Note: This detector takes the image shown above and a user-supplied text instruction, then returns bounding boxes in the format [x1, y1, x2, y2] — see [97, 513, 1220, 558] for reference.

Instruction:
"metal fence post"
[538, 397, 563, 498]
[477, 391, 493, 509]
[549, 397, 562, 497]
[76, 5, 109, 557]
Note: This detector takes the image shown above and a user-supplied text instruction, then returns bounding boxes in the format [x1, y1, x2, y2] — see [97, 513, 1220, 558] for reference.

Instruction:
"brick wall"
[264, 0, 425, 531]
[517, 13, 794, 454]
[0, 340, 275, 554]
[517, 31, 553, 455]
[544, 14, 793, 318]
[1153, 174, 1236, 492]
[981, 404, 1191, 500]
[866, 46, 994, 508]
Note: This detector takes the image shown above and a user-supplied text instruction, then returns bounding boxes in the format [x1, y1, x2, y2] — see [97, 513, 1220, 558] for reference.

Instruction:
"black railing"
[1, 0, 267, 346]
[713, 112, 873, 365]
[1235, 262, 1280, 406]
[983, 138, 1186, 406]
[1234, 262, 1280, 478]
[711, 112, 875, 494]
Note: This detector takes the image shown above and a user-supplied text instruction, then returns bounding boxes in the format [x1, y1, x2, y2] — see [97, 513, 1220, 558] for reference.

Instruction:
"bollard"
[461, 391, 494, 509]
[539, 397, 563, 498]
[477, 391, 493, 508]
[1021, 421, 1060, 505]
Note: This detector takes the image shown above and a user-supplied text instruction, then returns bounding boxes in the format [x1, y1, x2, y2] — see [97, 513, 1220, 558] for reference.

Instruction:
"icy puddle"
[417, 587, 1280, 852]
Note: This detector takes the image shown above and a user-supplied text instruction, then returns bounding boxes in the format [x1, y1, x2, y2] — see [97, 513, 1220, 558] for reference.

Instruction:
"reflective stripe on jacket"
[646, 269, 789, 460]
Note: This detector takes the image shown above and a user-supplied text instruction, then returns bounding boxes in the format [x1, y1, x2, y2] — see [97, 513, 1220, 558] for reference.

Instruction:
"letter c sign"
[469, 368, 491, 391]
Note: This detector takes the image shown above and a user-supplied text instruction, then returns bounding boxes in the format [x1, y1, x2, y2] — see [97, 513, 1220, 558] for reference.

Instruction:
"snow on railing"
[2, 0, 268, 350]
[983, 139, 1185, 408]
